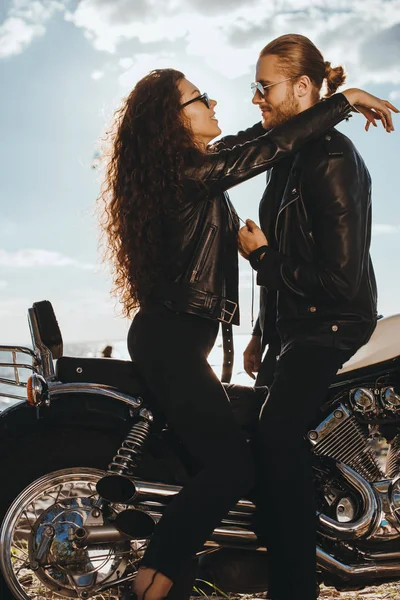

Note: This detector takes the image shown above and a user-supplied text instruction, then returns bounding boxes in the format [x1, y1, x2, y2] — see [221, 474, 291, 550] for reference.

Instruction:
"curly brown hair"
[98, 69, 201, 317]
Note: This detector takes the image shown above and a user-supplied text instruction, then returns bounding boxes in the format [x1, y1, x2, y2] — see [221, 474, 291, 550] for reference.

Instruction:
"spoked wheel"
[0, 468, 148, 599]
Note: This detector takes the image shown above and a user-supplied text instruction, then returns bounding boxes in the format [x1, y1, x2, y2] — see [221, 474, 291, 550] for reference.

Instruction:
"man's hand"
[238, 219, 268, 260]
[243, 335, 263, 380]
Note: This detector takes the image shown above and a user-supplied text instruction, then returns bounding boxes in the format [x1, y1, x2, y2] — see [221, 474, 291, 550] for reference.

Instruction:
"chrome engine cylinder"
[386, 432, 400, 478]
[308, 405, 384, 482]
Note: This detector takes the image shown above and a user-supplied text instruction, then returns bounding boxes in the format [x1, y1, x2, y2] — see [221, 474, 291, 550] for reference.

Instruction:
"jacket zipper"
[275, 195, 299, 244]
[190, 224, 217, 283]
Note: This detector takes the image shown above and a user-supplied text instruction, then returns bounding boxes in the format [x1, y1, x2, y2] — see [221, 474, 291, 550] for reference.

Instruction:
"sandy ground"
[200, 585, 400, 599]
[318, 583, 400, 599]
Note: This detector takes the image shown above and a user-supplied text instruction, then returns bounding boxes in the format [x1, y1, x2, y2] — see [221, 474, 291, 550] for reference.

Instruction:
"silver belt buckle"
[220, 299, 237, 324]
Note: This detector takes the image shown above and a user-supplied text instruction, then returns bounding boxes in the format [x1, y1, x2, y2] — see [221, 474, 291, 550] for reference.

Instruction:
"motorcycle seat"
[55, 356, 268, 435]
[335, 314, 400, 380]
[56, 356, 148, 397]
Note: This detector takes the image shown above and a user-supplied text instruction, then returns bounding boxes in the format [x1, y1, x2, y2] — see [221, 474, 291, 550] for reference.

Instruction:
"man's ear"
[295, 75, 312, 98]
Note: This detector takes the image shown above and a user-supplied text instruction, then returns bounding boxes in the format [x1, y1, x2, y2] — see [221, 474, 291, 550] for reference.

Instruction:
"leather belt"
[221, 322, 234, 383]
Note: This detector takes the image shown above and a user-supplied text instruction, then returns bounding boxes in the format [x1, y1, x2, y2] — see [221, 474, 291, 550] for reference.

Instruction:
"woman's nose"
[210, 98, 217, 108]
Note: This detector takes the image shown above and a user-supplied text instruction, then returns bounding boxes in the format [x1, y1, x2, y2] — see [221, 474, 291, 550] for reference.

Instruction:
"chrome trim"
[317, 546, 400, 580]
[28, 307, 54, 379]
[0, 345, 38, 401]
[0, 345, 36, 358]
[134, 471, 379, 543]
[75, 525, 131, 545]
[0, 392, 28, 402]
[48, 382, 142, 409]
[318, 463, 378, 539]
[79, 518, 261, 549]
[133, 479, 256, 511]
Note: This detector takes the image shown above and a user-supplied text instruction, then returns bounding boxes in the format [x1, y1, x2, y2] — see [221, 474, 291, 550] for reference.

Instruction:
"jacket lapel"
[274, 153, 302, 244]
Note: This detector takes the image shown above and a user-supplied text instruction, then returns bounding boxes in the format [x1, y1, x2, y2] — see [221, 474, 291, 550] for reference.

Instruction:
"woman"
[98, 68, 395, 600]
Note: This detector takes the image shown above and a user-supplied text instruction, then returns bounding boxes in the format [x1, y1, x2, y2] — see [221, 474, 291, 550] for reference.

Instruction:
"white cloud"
[0, 249, 95, 270]
[91, 69, 104, 80]
[64, 0, 400, 84]
[0, 0, 64, 59]
[118, 57, 134, 69]
[372, 224, 400, 235]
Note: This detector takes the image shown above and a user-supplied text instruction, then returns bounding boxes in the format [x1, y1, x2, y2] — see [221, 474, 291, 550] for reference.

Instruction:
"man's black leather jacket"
[150, 93, 353, 326]
[253, 127, 377, 352]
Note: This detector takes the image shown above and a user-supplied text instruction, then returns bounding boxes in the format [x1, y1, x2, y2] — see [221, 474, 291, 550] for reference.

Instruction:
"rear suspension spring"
[107, 408, 153, 476]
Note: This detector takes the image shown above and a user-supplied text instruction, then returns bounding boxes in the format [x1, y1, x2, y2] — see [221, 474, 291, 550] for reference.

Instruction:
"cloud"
[63, 0, 400, 85]
[372, 224, 400, 235]
[187, 0, 260, 16]
[360, 23, 400, 71]
[91, 69, 104, 79]
[0, 249, 95, 270]
[0, 0, 64, 59]
[0, 281, 8, 290]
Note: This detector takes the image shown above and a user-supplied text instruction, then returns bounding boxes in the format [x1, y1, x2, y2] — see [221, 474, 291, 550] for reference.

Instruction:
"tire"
[0, 426, 123, 600]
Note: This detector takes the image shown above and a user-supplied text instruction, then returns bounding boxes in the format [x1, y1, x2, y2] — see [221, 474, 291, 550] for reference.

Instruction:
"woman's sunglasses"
[181, 92, 211, 109]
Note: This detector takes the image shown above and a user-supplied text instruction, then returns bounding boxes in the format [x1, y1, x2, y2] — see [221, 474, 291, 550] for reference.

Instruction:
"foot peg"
[114, 508, 156, 539]
[96, 474, 137, 503]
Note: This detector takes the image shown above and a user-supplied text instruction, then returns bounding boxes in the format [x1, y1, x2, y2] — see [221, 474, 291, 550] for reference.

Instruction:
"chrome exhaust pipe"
[317, 546, 400, 580]
[317, 464, 378, 539]
[134, 470, 378, 540]
[74, 521, 260, 548]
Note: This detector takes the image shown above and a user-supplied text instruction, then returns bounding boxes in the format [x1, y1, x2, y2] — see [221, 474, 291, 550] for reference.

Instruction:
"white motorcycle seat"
[339, 314, 400, 375]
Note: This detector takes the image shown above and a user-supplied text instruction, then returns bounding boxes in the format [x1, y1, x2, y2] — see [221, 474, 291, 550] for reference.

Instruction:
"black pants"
[255, 340, 281, 387]
[255, 344, 353, 600]
[128, 308, 255, 581]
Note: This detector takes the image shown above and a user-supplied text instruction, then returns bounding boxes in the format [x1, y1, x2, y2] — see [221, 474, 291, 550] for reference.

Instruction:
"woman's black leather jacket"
[150, 93, 352, 326]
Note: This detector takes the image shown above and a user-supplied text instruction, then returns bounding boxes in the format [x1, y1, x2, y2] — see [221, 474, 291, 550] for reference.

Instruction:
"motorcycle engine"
[309, 385, 400, 542]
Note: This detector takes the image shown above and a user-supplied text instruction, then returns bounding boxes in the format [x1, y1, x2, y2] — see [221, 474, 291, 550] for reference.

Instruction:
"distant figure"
[101, 345, 113, 358]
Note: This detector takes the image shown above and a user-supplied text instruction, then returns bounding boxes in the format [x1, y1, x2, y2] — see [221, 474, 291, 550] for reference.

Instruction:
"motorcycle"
[1, 300, 400, 600]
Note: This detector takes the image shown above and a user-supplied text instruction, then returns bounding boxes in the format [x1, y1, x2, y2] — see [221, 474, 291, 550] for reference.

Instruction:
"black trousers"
[255, 340, 281, 387]
[255, 344, 353, 600]
[128, 308, 255, 581]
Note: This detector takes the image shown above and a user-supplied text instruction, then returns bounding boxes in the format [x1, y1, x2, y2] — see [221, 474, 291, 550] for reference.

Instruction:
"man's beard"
[264, 86, 301, 128]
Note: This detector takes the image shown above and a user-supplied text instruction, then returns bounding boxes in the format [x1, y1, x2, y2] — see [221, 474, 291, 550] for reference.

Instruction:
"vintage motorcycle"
[1, 300, 400, 600]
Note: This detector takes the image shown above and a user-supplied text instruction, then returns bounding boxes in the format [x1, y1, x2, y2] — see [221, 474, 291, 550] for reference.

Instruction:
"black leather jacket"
[150, 93, 353, 326]
[253, 127, 377, 353]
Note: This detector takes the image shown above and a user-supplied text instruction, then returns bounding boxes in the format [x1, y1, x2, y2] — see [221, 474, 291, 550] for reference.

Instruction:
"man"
[239, 34, 379, 600]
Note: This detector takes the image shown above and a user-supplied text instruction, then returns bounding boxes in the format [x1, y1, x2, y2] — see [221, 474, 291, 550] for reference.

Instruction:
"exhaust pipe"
[317, 464, 378, 539]
[317, 546, 400, 580]
[133, 470, 378, 540]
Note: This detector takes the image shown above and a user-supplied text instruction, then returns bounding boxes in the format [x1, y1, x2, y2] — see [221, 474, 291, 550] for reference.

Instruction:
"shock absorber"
[96, 408, 153, 503]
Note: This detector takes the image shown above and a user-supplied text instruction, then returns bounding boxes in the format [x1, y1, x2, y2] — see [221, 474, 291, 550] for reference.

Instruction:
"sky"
[0, 0, 399, 346]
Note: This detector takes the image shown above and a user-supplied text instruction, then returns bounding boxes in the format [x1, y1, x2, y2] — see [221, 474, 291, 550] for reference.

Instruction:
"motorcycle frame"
[2, 304, 400, 593]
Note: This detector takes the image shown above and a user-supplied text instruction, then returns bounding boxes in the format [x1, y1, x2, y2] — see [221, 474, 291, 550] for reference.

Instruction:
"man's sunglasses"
[251, 75, 300, 98]
[181, 92, 211, 109]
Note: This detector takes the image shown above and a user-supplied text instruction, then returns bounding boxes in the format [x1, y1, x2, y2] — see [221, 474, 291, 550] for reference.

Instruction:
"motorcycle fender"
[0, 393, 134, 442]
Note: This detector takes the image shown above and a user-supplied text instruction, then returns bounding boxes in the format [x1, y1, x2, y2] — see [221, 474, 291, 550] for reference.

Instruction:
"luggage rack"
[0, 345, 39, 402]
